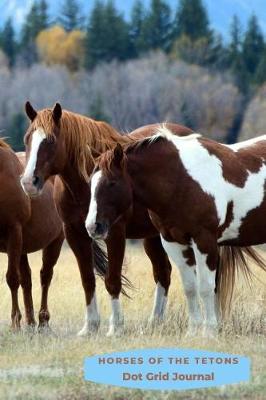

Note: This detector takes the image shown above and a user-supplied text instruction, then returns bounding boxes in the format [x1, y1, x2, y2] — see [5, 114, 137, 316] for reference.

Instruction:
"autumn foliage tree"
[36, 25, 85, 71]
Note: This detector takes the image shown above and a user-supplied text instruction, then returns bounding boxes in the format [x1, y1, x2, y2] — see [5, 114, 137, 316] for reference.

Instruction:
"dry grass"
[0, 242, 265, 400]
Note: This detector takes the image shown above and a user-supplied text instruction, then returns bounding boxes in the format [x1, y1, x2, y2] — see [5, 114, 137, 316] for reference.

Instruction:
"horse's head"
[21, 101, 65, 197]
[85, 143, 133, 240]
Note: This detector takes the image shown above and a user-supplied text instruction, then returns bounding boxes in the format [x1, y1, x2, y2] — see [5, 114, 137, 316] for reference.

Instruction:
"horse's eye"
[108, 181, 116, 187]
[46, 137, 56, 144]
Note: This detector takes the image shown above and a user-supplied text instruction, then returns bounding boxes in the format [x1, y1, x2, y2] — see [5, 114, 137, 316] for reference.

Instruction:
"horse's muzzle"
[20, 175, 43, 197]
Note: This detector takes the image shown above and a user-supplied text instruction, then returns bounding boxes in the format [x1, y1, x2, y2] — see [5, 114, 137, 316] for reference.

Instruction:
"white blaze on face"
[86, 170, 103, 232]
[23, 128, 46, 180]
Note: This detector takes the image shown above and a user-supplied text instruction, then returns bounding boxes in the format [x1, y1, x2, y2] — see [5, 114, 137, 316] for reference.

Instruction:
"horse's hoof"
[185, 323, 202, 338]
[38, 324, 56, 336]
[77, 321, 100, 337]
[147, 315, 164, 333]
[106, 323, 124, 337]
[24, 323, 37, 334]
[202, 326, 219, 340]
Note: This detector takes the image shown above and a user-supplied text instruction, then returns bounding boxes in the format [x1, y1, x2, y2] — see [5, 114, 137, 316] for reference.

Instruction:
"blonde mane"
[31, 109, 131, 181]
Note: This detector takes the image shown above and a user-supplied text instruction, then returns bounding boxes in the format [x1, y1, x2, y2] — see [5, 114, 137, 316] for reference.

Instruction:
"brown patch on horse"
[182, 247, 195, 266]
[130, 123, 192, 140]
[201, 139, 249, 187]
[237, 143, 265, 173]
[217, 201, 234, 238]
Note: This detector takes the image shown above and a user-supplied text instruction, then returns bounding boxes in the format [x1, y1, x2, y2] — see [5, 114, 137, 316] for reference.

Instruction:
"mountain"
[1, 0, 266, 39]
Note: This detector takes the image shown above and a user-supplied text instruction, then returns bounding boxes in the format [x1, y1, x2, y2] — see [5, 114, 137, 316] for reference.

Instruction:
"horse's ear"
[52, 102, 62, 123]
[25, 101, 37, 121]
[112, 143, 124, 169]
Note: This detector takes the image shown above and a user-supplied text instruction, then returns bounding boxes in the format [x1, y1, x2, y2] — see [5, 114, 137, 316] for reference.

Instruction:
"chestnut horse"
[86, 127, 266, 336]
[20, 102, 192, 336]
[0, 139, 64, 330]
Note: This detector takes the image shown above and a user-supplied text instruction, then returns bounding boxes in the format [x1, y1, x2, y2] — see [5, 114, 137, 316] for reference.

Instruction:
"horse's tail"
[92, 240, 134, 297]
[216, 246, 266, 318]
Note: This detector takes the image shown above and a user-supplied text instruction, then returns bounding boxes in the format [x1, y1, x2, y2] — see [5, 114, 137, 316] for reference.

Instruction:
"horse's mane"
[0, 138, 11, 149]
[97, 149, 127, 176]
[31, 109, 131, 181]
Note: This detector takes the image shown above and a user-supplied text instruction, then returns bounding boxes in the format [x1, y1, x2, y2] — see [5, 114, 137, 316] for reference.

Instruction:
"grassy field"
[0, 242, 265, 400]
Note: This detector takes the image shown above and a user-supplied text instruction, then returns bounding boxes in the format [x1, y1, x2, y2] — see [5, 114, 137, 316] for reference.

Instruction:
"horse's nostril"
[32, 176, 40, 187]
[95, 222, 103, 233]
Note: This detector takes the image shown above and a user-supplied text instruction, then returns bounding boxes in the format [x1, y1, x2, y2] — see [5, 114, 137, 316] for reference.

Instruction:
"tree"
[89, 94, 110, 122]
[142, 0, 172, 52]
[59, 0, 83, 32]
[129, 0, 147, 56]
[39, 0, 49, 30]
[21, 1, 43, 45]
[227, 15, 248, 93]
[20, 0, 49, 65]
[1, 18, 16, 67]
[255, 50, 266, 85]
[173, 0, 211, 42]
[84, 0, 130, 69]
[227, 15, 242, 66]
[242, 15, 264, 76]
[36, 25, 85, 71]
[8, 113, 27, 151]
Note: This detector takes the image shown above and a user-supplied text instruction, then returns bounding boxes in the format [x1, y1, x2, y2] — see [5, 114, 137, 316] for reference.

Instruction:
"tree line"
[0, 0, 266, 92]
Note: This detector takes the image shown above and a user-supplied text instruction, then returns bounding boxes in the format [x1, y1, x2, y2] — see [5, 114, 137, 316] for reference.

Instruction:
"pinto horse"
[86, 127, 266, 335]
[20, 102, 192, 336]
[0, 139, 65, 330]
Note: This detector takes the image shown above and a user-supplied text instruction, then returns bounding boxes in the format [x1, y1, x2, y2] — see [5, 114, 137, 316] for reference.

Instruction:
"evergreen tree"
[59, 0, 83, 32]
[242, 15, 264, 76]
[174, 0, 211, 41]
[21, 1, 42, 45]
[85, 0, 130, 69]
[8, 113, 27, 151]
[20, 0, 49, 65]
[227, 15, 242, 66]
[142, 0, 172, 52]
[1, 18, 16, 67]
[39, 0, 49, 30]
[130, 0, 147, 56]
[227, 15, 248, 92]
[89, 94, 110, 122]
[255, 49, 266, 85]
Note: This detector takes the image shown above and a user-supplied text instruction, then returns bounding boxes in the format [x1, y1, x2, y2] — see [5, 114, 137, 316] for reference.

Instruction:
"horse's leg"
[20, 254, 36, 328]
[64, 223, 99, 336]
[105, 223, 125, 337]
[38, 232, 64, 330]
[6, 224, 23, 330]
[143, 236, 171, 323]
[192, 235, 218, 336]
[160, 237, 201, 334]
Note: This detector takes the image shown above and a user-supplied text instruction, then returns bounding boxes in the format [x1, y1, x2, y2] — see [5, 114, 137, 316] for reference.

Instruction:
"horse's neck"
[59, 162, 90, 202]
[126, 152, 159, 210]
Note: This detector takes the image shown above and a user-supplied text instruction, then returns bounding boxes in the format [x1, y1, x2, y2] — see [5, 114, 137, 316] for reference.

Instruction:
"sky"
[0, 0, 266, 40]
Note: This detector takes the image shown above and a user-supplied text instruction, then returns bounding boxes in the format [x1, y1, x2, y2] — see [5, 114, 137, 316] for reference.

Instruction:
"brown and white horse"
[20, 102, 192, 336]
[0, 139, 64, 330]
[86, 126, 266, 335]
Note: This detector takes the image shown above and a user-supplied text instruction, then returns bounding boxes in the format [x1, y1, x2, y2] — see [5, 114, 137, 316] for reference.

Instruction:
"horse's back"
[129, 123, 192, 140]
